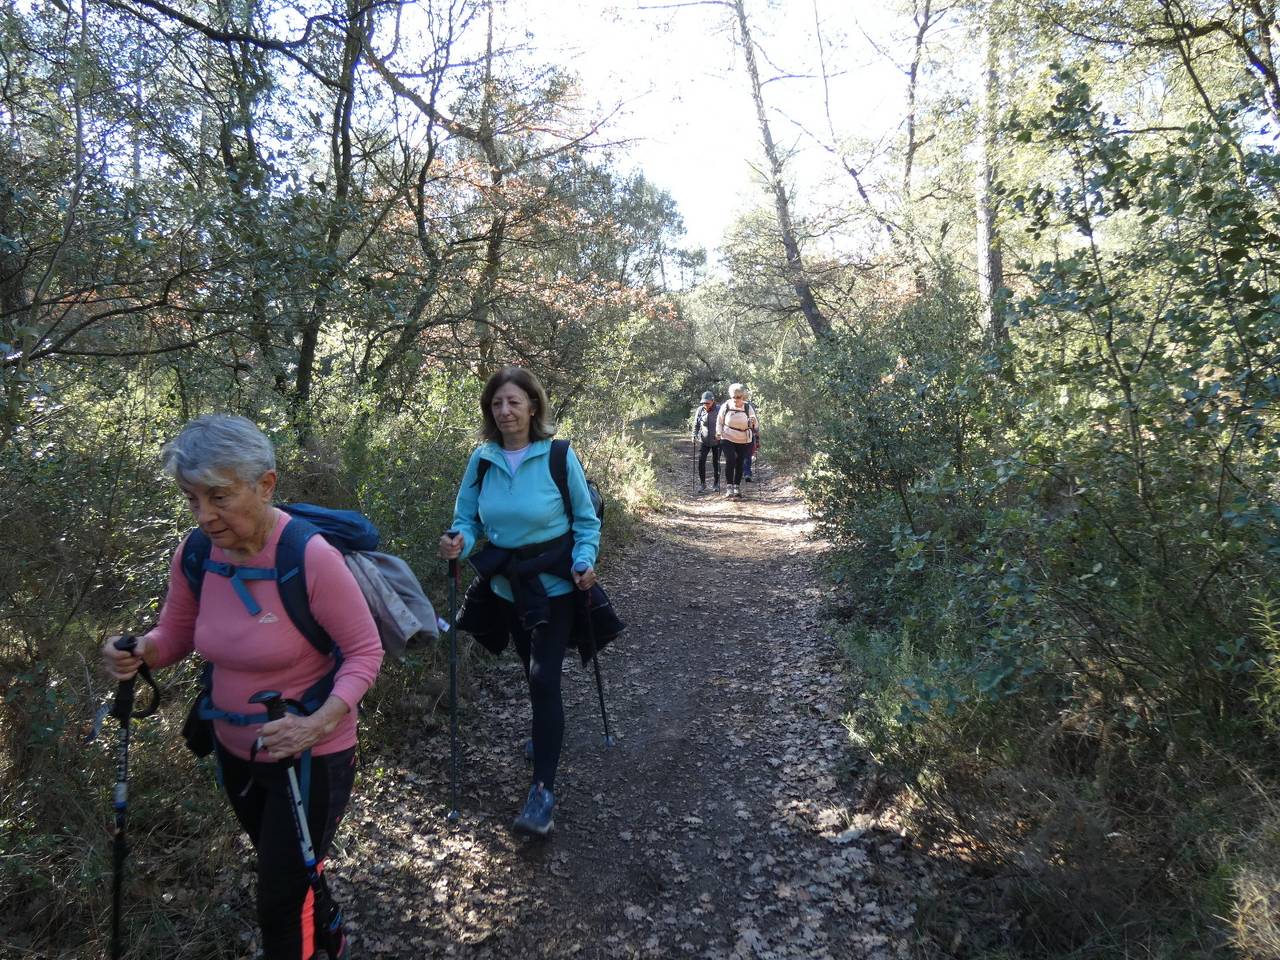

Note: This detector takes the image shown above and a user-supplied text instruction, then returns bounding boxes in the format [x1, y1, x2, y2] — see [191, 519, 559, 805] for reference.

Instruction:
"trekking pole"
[247, 691, 346, 959]
[445, 531, 461, 822]
[574, 562, 615, 748]
[91, 634, 160, 960]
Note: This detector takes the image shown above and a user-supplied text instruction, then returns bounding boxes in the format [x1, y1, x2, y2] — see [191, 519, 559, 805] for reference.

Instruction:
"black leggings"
[508, 592, 573, 792]
[723, 441, 751, 485]
[697, 443, 721, 483]
[219, 745, 356, 960]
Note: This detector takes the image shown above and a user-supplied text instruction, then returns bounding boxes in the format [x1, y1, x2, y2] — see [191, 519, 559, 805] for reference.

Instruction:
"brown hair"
[478, 366, 557, 443]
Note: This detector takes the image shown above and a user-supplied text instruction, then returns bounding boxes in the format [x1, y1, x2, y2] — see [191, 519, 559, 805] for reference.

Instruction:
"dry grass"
[1229, 813, 1280, 959]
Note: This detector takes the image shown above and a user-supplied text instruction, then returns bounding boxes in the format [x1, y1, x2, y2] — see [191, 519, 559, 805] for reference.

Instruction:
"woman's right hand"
[438, 532, 464, 561]
[101, 634, 154, 681]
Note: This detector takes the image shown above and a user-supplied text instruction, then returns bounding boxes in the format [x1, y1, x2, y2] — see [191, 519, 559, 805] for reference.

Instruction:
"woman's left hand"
[572, 565, 597, 591]
[258, 713, 325, 760]
[257, 695, 349, 759]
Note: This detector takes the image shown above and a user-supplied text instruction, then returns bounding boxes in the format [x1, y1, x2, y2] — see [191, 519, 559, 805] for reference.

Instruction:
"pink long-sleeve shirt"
[146, 510, 383, 761]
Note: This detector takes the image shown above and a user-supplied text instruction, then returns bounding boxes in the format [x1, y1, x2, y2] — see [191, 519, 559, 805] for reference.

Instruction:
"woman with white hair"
[716, 383, 759, 499]
[102, 414, 383, 960]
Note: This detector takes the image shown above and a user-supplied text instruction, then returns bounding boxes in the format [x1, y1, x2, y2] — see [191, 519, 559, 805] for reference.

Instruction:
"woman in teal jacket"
[439, 366, 600, 836]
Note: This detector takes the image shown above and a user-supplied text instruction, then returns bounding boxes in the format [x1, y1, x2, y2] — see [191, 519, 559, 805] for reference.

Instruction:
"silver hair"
[160, 414, 276, 487]
[727, 382, 746, 399]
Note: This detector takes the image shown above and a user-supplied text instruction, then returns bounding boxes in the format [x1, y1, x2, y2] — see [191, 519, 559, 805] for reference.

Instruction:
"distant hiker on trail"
[439, 366, 602, 837]
[692, 389, 721, 493]
[101, 414, 382, 960]
[716, 383, 759, 499]
[741, 387, 760, 484]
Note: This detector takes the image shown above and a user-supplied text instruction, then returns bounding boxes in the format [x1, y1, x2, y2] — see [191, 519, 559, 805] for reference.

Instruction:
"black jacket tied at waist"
[468, 532, 575, 631]
[457, 535, 625, 664]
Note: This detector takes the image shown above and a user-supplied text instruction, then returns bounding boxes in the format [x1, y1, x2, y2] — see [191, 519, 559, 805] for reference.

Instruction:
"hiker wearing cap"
[716, 383, 759, 499]
[741, 387, 760, 484]
[439, 366, 601, 837]
[101, 414, 382, 960]
[692, 390, 721, 494]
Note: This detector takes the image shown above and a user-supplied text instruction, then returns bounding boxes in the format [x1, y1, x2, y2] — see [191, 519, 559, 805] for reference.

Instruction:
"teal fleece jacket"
[450, 438, 601, 602]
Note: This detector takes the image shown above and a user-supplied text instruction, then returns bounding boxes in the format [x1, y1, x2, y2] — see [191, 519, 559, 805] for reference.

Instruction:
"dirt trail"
[332, 433, 922, 959]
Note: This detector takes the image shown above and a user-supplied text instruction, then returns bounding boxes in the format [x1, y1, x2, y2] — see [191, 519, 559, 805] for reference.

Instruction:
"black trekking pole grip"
[444, 531, 461, 822]
[110, 635, 138, 723]
[114, 634, 161, 721]
[248, 690, 287, 721]
[247, 690, 286, 763]
[445, 529, 460, 580]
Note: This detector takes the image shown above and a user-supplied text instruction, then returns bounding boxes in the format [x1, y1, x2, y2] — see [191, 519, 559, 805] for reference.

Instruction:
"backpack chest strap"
[202, 559, 278, 616]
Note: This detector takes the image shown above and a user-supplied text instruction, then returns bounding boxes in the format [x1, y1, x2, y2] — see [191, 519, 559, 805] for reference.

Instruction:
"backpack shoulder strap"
[549, 438, 572, 519]
[274, 515, 335, 656]
[474, 456, 492, 487]
[180, 528, 212, 600]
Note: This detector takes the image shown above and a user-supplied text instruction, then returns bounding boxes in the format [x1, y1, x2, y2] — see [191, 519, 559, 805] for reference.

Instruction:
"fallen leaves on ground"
[317, 437, 929, 959]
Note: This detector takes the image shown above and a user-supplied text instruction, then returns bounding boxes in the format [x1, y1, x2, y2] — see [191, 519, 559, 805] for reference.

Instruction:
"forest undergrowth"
[0, 399, 665, 960]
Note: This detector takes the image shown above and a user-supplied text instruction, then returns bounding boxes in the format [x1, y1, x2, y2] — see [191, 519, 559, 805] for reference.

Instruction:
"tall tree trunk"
[731, 0, 831, 340]
[131, 22, 143, 184]
[903, 0, 931, 201]
[903, 0, 933, 294]
[974, 2, 1005, 343]
[292, 0, 369, 437]
[213, 0, 285, 393]
[469, 0, 502, 367]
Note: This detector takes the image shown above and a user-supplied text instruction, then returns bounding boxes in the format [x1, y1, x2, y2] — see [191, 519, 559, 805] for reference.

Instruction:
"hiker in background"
[716, 382, 758, 499]
[439, 366, 601, 837]
[741, 387, 760, 484]
[692, 389, 721, 493]
[102, 414, 381, 960]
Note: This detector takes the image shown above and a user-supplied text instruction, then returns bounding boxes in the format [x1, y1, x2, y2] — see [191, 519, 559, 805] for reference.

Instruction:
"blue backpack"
[180, 503, 379, 654]
[179, 504, 380, 757]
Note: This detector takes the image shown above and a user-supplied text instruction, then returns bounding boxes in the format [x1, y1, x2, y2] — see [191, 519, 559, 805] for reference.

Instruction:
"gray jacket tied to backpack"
[343, 552, 439, 659]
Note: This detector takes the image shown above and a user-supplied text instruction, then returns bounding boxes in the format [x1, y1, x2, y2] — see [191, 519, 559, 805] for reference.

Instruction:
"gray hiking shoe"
[513, 782, 555, 837]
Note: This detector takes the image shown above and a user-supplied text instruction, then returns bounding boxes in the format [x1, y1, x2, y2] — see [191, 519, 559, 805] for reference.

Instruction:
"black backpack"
[694, 405, 718, 442]
[475, 438, 604, 524]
